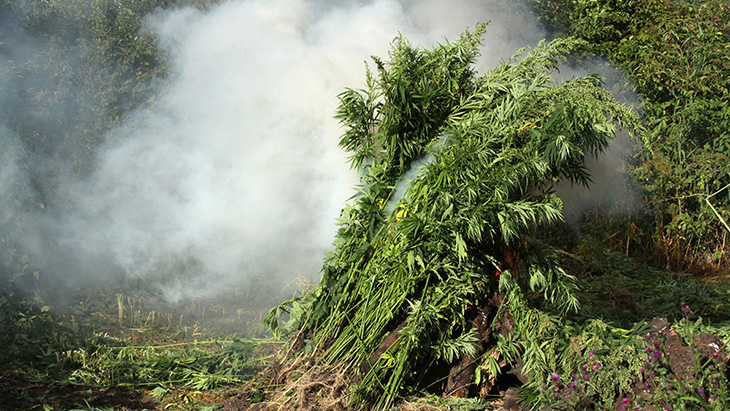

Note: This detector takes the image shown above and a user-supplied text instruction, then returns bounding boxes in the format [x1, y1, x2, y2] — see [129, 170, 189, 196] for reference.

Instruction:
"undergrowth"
[0, 288, 279, 410]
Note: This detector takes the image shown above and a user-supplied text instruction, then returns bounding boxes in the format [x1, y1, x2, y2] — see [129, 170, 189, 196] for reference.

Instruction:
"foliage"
[0, 0, 167, 168]
[3, 1, 730, 409]
[638, 316, 729, 410]
[530, 306, 730, 411]
[0, 288, 274, 409]
[65, 337, 262, 390]
[268, 25, 641, 409]
[0, 291, 81, 381]
[528, 320, 647, 410]
[564, 236, 730, 326]
[527, 0, 730, 272]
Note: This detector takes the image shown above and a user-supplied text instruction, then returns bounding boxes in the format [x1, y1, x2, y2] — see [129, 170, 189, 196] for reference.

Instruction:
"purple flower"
[653, 351, 662, 359]
[639, 368, 645, 374]
[623, 398, 629, 404]
[621, 406, 627, 411]
[553, 387, 559, 393]
[551, 373, 560, 381]
[712, 352, 719, 359]
[583, 374, 590, 380]
[684, 307, 690, 315]
[695, 387, 704, 395]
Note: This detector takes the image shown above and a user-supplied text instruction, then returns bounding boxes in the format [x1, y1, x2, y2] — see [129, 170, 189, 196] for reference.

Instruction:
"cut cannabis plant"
[267, 24, 641, 409]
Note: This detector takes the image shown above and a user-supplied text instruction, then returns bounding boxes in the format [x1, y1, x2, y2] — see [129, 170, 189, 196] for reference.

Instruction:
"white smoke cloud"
[552, 59, 642, 223]
[3, 0, 550, 304]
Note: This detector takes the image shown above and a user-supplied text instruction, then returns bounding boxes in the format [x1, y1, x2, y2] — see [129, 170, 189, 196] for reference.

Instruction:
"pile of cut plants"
[251, 25, 729, 411]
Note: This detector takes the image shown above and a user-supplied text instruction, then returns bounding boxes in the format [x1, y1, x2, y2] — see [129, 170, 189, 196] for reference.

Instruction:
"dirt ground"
[3, 317, 726, 411]
[0, 373, 155, 410]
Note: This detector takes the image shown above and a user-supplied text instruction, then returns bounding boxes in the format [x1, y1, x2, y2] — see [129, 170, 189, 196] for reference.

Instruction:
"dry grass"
[245, 354, 355, 411]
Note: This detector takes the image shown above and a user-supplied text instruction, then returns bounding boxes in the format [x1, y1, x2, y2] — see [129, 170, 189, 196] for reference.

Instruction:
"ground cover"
[0, 288, 279, 410]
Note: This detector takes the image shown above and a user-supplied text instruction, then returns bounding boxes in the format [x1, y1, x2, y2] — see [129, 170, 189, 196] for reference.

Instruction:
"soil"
[621, 318, 730, 411]
[0, 371, 156, 411]
[0, 370, 238, 411]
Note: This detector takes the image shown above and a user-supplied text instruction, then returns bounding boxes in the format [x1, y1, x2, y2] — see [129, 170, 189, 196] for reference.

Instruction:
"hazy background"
[0, 0, 636, 307]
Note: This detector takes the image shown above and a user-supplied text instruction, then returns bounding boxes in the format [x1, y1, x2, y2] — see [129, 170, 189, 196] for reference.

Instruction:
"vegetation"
[267, 25, 642, 409]
[0, 287, 276, 409]
[264, 1, 730, 408]
[529, 0, 730, 272]
[0, 0, 219, 296]
[1, 0, 729, 410]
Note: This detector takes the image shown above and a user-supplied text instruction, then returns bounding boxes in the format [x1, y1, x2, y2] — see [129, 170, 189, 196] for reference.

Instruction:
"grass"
[539, 214, 730, 327]
[0, 287, 282, 410]
[1, 214, 728, 411]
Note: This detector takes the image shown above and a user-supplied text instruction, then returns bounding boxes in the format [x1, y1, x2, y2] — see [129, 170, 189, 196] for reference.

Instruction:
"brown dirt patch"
[0, 370, 156, 411]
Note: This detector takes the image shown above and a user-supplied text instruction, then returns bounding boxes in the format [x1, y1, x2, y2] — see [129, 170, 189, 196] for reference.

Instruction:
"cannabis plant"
[268, 24, 640, 409]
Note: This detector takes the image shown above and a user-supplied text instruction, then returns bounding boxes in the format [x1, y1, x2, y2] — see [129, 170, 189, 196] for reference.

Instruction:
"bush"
[528, 0, 730, 272]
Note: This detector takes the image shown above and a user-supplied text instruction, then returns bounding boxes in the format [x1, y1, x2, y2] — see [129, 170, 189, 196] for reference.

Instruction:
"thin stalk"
[116, 293, 124, 325]
[706, 182, 730, 234]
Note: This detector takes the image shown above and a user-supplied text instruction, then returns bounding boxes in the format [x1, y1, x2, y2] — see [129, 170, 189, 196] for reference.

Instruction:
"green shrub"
[528, 0, 730, 272]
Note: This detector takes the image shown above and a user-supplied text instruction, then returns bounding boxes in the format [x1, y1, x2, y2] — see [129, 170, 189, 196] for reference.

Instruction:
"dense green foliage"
[268, 26, 644, 409]
[530, 0, 730, 272]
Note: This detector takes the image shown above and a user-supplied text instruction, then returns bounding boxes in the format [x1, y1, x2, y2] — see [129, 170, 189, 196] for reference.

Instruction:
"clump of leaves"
[527, 320, 647, 410]
[268, 24, 641, 409]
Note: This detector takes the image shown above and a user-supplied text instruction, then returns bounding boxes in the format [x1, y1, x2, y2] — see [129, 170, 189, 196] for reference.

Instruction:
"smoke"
[552, 59, 642, 223]
[4, 0, 635, 306]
